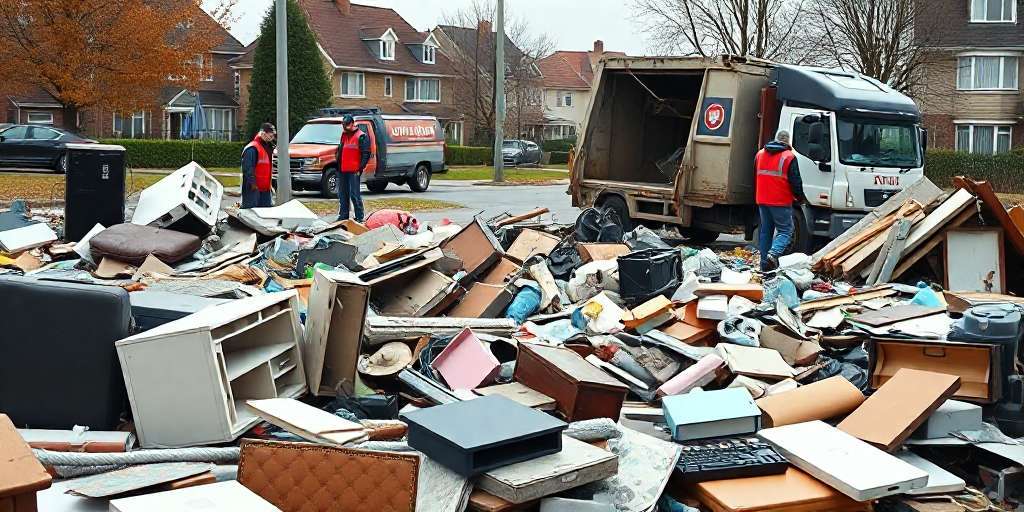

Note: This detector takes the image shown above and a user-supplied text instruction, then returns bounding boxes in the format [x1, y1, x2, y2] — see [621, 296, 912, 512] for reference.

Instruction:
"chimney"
[477, 20, 492, 49]
[593, 40, 604, 55]
[335, 0, 351, 16]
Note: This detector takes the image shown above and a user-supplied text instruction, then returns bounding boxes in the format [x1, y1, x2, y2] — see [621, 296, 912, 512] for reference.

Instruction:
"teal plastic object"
[910, 281, 942, 307]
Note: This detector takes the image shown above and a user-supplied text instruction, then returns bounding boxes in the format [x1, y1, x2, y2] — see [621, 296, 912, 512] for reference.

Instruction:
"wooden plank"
[902, 188, 976, 256]
[839, 210, 924, 278]
[868, 221, 901, 284]
[820, 200, 921, 271]
[494, 208, 550, 227]
[849, 305, 947, 327]
[889, 206, 978, 280]
[793, 285, 896, 313]
[824, 202, 922, 274]
[873, 219, 912, 285]
[812, 177, 943, 265]
[954, 177, 1024, 256]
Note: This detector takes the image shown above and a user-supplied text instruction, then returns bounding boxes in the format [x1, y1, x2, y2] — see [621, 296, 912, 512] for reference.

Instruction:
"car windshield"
[291, 123, 343, 145]
[837, 118, 921, 168]
[502, 141, 520, 148]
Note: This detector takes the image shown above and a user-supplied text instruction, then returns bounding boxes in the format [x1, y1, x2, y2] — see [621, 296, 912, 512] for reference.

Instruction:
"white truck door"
[784, 108, 834, 208]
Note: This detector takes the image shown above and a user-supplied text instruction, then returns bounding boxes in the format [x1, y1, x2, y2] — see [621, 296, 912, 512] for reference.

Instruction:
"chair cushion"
[90, 223, 201, 266]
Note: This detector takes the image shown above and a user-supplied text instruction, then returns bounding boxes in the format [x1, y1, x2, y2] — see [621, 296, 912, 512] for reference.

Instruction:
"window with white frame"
[971, 0, 1015, 22]
[956, 123, 1013, 154]
[233, 71, 241, 100]
[381, 40, 395, 61]
[444, 121, 463, 145]
[205, 108, 234, 140]
[26, 112, 53, 125]
[957, 55, 1019, 90]
[405, 78, 440, 102]
[384, 76, 393, 97]
[113, 111, 147, 139]
[193, 54, 214, 82]
[556, 91, 573, 107]
[423, 45, 436, 64]
[340, 72, 365, 97]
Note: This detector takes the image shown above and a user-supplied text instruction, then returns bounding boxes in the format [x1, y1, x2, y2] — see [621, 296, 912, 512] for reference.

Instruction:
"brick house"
[2, 7, 246, 140]
[238, 0, 460, 142]
[535, 40, 625, 141]
[914, 0, 1024, 153]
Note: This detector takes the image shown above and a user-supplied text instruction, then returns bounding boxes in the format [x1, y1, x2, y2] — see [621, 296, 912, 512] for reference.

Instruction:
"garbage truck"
[569, 55, 926, 251]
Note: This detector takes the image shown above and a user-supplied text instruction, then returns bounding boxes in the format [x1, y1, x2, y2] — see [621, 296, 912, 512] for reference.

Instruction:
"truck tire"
[598, 195, 632, 232]
[788, 208, 814, 254]
[410, 164, 431, 192]
[320, 167, 339, 198]
[366, 180, 388, 193]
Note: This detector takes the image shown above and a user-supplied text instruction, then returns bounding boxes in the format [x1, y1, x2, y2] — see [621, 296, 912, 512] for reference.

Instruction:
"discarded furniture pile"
[0, 164, 1023, 512]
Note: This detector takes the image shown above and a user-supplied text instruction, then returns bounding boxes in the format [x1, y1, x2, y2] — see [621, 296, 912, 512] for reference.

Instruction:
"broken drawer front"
[870, 339, 999, 403]
[514, 343, 628, 422]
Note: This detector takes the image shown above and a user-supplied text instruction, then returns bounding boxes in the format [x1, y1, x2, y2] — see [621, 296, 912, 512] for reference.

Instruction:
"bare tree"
[807, 0, 928, 93]
[438, 0, 552, 145]
[630, 0, 811, 62]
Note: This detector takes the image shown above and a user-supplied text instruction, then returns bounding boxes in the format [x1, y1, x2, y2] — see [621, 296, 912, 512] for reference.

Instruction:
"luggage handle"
[922, 347, 946, 358]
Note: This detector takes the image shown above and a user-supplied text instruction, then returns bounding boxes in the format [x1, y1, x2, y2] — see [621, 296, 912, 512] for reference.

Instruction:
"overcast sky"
[209, 0, 651, 55]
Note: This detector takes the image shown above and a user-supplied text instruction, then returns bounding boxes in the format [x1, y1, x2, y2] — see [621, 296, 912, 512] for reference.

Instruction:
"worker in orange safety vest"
[240, 122, 276, 209]
[754, 130, 805, 271]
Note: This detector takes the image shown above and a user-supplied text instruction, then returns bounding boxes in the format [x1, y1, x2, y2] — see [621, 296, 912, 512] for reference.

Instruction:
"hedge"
[924, 149, 1024, 192]
[549, 151, 570, 165]
[542, 138, 576, 152]
[102, 139, 245, 169]
[446, 145, 493, 166]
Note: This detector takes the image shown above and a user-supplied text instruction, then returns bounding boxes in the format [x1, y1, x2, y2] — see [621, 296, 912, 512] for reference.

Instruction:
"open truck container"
[569, 55, 925, 249]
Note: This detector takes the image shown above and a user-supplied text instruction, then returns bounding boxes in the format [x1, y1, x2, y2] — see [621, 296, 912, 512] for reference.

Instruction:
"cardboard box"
[401, 395, 567, 477]
[870, 337, 998, 402]
[838, 368, 960, 452]
[506, 229, 561, 263]
[514, 342, 628, 421]
[477, 436, 618, 503]
[0, 414, 51, 512]
[481, 256, 522, 285]
[716, 344, 797, 381]
[449, 282, 514, 318]
[694, 283, 764, 301]
[576, 243, 631, 263]
[755, 376, 865, 427]
[911, 399, 983, 439]
[441, 218, 503, 278]
[377, 269, 454, 317]
[758, 326, 823, 366]
[691, 468, 870, 512]
[303, 270, 370, 397]
[696, 295, 728, 320]
[622, 296, 674, 333]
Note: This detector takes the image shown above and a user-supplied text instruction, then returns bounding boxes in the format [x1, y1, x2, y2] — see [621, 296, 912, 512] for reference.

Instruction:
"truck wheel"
[598, 195, 632, 232]
[320, 168, 339, 198]
[366, 180, 388, 193]
[410, 164, 430, 192]
[788, 208, 814, 254]
[682, 228, 720, 244]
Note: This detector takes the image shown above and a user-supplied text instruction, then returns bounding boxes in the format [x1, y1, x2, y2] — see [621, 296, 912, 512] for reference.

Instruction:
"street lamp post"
[275, 0, 293, 203]
[492, 0, 506, 183]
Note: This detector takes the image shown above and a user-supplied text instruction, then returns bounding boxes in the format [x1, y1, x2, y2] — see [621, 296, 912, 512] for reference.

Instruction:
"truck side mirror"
[920, 127, 929, 153]
[818, 161, 832, 172]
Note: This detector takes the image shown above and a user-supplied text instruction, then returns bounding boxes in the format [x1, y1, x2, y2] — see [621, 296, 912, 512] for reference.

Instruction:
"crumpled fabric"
[717, 316, 764, 347]
[683, 248, 723, 281]
[567, 260, 619, 302]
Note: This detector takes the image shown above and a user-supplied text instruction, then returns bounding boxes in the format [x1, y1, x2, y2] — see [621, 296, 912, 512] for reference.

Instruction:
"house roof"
[229, 43, 255, 68]
[297, 0, 453, 76]
[7, 86, 61, 108]
[162, 88, 239, 108]
[435, 24, 528, 67]
[538, 49, 626, 89]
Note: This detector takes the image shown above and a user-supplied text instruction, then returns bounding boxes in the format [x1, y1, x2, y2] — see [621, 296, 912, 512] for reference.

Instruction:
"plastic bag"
[683, 248, 723, 281]
[547, 243, 582, 280]
[567, 260, 619, 302]
[761, 276, 799, 309]
[574, 208, 624, 243]
[717, 316, 764, 347]
[623, 225, 672, 251]
[505, 284, 542, 325]
[781, 268, 815, 292]
[804, 357, 870, 391]
[911, 281, 942, 307]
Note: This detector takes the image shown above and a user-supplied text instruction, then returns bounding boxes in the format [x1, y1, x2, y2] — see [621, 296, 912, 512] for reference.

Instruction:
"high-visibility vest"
[339, 129, 366, 173]
[754, 148, 796, 206]
[243, 135, 272, 192]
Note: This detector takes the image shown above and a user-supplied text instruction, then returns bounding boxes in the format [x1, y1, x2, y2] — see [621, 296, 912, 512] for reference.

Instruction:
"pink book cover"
[431, 328, 501, 390]
[657, 354, 724, 397]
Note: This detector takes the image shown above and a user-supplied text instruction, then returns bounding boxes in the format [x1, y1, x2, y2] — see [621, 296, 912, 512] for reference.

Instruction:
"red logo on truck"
[704, 103, 726, 131]
[384, 120, 438, 142]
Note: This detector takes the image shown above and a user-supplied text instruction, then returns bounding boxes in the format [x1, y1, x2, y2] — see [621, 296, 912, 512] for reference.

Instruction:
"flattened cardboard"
[850, 305, 947, 327]
[838, 368, 960, 452]
[475, 382, 556, 410]
[506, 229, 560, 263]
[758, 326, 823, 366]
[481, 256, 522, 285]
[679, 302, 717, 330]
[246, 398, 367, 445]
[302, 269, 371, 396]
[65, 462, 212, 498]
[440, 218, 503, 278]
[449, 282, 514, 318]
[0, 222, 57, 253]
[660, 319, 715, 346]
[109, 480, 281, 512]
[755, 376, 865, 427]
[622, 296, 674, 332]
[716, 344, 797, 381]
[691, 467, 868, 512]
[576, 243, 631, 263]
[0, 414, 51, 501]
[431, 328, 501, 390]
[94, 257, 135, 279]
[477, 436, 618, 503]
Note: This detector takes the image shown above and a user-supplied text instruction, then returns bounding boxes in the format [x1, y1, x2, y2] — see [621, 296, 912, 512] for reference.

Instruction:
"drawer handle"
[923, 347, 946, 357]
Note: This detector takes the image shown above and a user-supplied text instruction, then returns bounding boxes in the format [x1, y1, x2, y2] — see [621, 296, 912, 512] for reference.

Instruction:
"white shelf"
[276, 383, 305, 398]
[213, 308, 293, 344]
[233, 399, 258, 429]
[273, 363, 297, 379]
[225, 343, 295, 381]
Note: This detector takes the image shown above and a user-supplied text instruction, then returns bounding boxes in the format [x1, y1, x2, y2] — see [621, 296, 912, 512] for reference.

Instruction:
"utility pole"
[275, 0, 293, 203]
[492, 0, 506, 183]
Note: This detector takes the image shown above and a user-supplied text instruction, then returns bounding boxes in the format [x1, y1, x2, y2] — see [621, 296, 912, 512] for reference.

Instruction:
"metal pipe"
[275, 0, 293, 203]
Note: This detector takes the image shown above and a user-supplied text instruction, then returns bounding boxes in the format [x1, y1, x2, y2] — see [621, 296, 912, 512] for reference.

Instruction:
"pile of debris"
[0, 163, 1023, 512]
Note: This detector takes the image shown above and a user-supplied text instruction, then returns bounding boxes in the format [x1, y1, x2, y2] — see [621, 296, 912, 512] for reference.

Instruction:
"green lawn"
[0, 171, 241, 204]
[441, 166, 567, 183]
[301, 198, 464, 216]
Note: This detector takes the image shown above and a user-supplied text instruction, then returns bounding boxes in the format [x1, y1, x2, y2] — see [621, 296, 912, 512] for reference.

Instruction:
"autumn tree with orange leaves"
[0, 0, 235, 130]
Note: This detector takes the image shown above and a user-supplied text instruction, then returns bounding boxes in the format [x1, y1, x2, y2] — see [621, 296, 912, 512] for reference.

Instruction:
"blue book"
[662, 387, 761, 441]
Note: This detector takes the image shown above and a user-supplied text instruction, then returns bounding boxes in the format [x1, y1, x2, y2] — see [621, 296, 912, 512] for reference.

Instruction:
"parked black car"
[501, 139, 543, 167]
[0, 125, 96, 173]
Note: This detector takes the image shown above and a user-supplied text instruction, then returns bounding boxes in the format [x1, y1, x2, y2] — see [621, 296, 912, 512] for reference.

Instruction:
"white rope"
[34, 447, 240, 467]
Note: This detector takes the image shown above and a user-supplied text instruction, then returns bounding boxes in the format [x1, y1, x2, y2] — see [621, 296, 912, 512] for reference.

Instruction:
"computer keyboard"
[675, 437, 789, 483]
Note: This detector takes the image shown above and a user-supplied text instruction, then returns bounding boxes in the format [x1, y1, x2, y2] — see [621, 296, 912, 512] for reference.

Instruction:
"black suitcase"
[617, 248, 681, 304]
[0, 277, 131, 429]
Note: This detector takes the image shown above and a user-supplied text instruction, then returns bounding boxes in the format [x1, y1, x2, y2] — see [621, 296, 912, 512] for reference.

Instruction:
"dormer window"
[423, 45, 436, 64]
[381, 39, 395, 60]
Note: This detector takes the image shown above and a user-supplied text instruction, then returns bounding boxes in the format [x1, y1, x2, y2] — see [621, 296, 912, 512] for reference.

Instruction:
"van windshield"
[836, 118, 921, 168]
[292, 123, 343, 145]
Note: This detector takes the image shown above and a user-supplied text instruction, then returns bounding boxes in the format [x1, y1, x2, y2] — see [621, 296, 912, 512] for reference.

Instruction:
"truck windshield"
[837, 118, 921, 168]
[291, 123, 343, 145]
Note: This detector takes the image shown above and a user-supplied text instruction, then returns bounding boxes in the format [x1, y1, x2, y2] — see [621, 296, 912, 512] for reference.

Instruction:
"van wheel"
[320, 168, 339, 198]
[410, 164, 430, 192]
[598, 195, 632, 232]
[366, 180, 388, 193]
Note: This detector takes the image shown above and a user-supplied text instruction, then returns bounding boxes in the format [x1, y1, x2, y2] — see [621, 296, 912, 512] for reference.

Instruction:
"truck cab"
[771, 65, 925, 241]
[275, 107, 446, 197]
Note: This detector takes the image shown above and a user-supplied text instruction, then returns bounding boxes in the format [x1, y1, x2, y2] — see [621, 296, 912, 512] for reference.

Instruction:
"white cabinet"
[117, 291, 306, 448]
